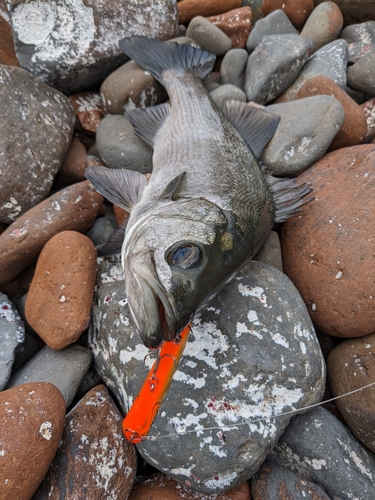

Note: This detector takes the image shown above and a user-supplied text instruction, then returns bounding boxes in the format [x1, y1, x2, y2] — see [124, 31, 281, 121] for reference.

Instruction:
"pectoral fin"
[98, 219, 128, 256]
[158, 172, 186, 202]
[126, 103, 170, 148]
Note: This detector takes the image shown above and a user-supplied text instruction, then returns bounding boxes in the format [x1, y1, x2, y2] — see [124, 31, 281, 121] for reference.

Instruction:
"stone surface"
[0, 64, 75, 224]
[268, 406, 375, 500]
[0, 181, 103, 287]
[0, 382, 66, 499]
[327, 334, 375, 454]
[186, 16, 232, 56]
[85, 207, 118, 252]
[347, 49, 375, 96]
[0, 292, 25, 390]
[253, 231, 283, 272]
[361, 97, 375, 143]
[69, 91, 107, 134]
[178, 0, 242, 24]
[341, 20, 375, 45]
[300, 1, 344, 52]
[0, 1, 19, 66]
[53, 136, 88, 188]
[96, 114, 153, 173]
[206, 7, 253, 49]
[25, 231, 96, 350]
[280, 144, 375, 338]
[246, 9, 298, 52]
[323, 1, 375, 26]
[261, 95, 344, 176]
[262, 0, 314, 29]
[0, 265, 35, 300]
[220, 49, 248, 89]
[34, 385, 137, 500]
[7, 0, 178, 94]
[210, 84, 246, 110]
[90, 255, 325, 495]
[6, 345, 92, 408]
[245, 34, 314, 104]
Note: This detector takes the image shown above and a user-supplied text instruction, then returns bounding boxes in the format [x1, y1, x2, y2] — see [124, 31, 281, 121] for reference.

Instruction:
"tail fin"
[119, 36, 216, 83]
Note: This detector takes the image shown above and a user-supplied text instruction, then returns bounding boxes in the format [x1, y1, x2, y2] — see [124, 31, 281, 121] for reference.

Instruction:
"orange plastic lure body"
[122, 325, 191, 443]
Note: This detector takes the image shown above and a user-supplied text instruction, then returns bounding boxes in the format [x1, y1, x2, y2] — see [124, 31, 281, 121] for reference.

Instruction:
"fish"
[86, 37, 311, 348]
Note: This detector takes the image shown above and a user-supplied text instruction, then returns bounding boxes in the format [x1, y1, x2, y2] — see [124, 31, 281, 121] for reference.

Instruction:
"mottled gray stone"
[268, 406, 375, 500]
[246, 9, 298, 53]
[90, 255, 325, 495]
[210, 84, 246, 111]
[186, 16, 232, 56]
[85, 206, 118, 252]
[253, 231, 283, 272]
[245, 35, 314, 104]
[6, 345, 92, 407]
[262, 96, 345, 176]
[96, 114, 153, 173]
[347, 49, 375, 96]
[220, 49, 248, 90]
[341, 21, 375, 45]
[300, 2, 344, 52]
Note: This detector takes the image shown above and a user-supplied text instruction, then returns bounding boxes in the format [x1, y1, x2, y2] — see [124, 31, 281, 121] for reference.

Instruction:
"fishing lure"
[122, 325, 191, 443]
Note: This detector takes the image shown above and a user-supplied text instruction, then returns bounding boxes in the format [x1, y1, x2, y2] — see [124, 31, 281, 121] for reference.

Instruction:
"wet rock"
[6, 345, 92, 407]
[262, 0, 314, 30]
[0, 382, 66, 499]
[69, 91, 107, 134]
[253, 231, 283, 272]
[361, 97, 375, 142]
[34, 385, 137, 500]
[220, 49, 248, 89]
[7, 0, 178, 94]
[90, 255, 325, 495]
[300, 1, 344, 52]
[280, 144, 375, 338]
[0, 65, 75, 224]
[186, 16, 232, 56]
[210, 84, 246, 110]
[245, 34, 314, 104]
[268, 406, 375, 500]
[206, 7, 253, 49]
[178, 0, 242, 25]
[53, 137, 88, 188]
[347, 49, 375, 96]
[246, 9, 298, 52]
[0, 181, 103, 287]
[261, 95, 344, 176]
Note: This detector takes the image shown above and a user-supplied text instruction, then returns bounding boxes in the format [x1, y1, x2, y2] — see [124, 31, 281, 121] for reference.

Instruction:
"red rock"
[53, 137, 88, 188]
[69, 92, 107, 134]
[178, 0, 242, 24]
[34, 385, 137, 500]
[0, 181, 103, 287]
[0, 382, 66, 500]
[0, 2, 19, 66]
[262, 0, 314, 29]
[296, 76, 367, 150]
[300, 1, 344, 52]
[25, 231, 96, 350]
[0, 264, 35, 299]
[113, 205, 129, 226]
[206, 7, 253, 49]
[281, 145, 375, 338]
[360, 97, 375, 143]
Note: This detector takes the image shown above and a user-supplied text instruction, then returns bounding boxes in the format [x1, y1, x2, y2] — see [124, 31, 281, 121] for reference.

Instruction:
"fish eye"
[167, 243, 202, 269]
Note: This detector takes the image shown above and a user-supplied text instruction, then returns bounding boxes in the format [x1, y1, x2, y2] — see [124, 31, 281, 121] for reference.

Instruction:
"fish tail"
[119, 36, 216, 83]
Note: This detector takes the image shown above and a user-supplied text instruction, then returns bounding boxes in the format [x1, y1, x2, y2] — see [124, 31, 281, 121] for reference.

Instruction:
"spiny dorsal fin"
[222, 100, 280, 158]
[158, 172, 186, 202]
[126, 103, 170, 148]
[85, 166, 147, 212]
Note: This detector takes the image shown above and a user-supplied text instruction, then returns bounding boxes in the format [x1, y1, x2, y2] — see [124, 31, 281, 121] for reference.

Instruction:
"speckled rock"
[0, 64, 75, 224]
[347, 49, 375, 96]
[262, 0, 314, 29]
[34, 384, 137, 500]
[268, 406, 375, 500]
[261, 95, 344, 175]
[206, 7, 253, 49]
[25, 231, 96, 350]
[7, 0, 178, 94]
[69, 91, 107, 134]
[300, 1, 343, 52]
[0, 382, 66, 500]
[90, 255, 325, 495]
[280, 145, 375, 338]
[210, 84, 246, 110]
[53, 137, 88, 188]
[0, 181, 103, 287]
[0, 292, 25, 390]
[246, 9, 298, 52]
[6, 345, 92, 407]
[178, 0, 242, 24]
[186, 16, 232, 56]
[253, 231, 283, 272]
[361, 97, 375, 142]
[340, 20, 375, 45]
[220, 49, 248, 89]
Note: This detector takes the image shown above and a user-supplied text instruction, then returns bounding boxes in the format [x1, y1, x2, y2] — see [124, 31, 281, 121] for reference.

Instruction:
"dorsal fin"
[158, 172, 186, 202]
[222, 100, 280, 158]
[85, 166, 147, 212]
[126, 103, 170, 148]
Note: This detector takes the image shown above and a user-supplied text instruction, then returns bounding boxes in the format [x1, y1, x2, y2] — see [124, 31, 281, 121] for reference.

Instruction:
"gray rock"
[347, 50, 375, 96]
[0, 65, 75, 224]
[7, 0, 178, 94]
[12, 330, 41, 373]
[6, 345, 92, 407]
[262, 95, 345, 176]
[186, 16, 232, 56]
[253, 231, 283, 272]
[341, 21, 375, 45]
[300, 2, 344, 52]
[246, 9, 298, 53]
[85, 206, 118, 251]
[0, 293, 25, 390]
[210, 84, 246, 111]
[96, 114, 153, 173]
[220, 49, 248, 90]
[245, 35, 314, 104]
[268, 406, 375, 500]
[90, 255, 325, 495]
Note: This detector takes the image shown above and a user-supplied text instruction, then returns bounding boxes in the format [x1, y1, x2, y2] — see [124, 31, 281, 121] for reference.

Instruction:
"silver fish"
[86, 37, 311, 348]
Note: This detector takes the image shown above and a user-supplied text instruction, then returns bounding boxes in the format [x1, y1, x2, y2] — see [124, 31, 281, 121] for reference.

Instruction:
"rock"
[6, 345, 92, 407]
[69, 91, 107, 134]
[347, 41, 375, 64]
[90, 255, 325, 495]
[347, 49, 375, 96]
[206, 7, 253, 49]
[261, 95, 345, 176]
[340, 20, 375, 44]
[0, 1, 19, 66]
[53, 137, 88, 188]
[251, 461, 331, 499]
[85, 208, 118, 251]
[210, 84, 246, 110]
[0, 382, 66, 499]
[296, 76, 367, 150]
[262, 0, 314, 29]
[100, 60, 167, 115]
[268, 406, 375, 500]
[7, 0, 178, 94]
[243, 0, 263, 22]
[0, 181, 103, 287]
[178, 0, 242, 24]
[0, 65, 75, 224]
[318, 0, 375, 25]
[276, 39, 348, 102]
[244, 34, 314, 104]
[25, 231, 96, 350]
[246, 9, 298, 52]
[96, 114, 153, 173]
[11, 330, 40, 373]
[113, 204, 130, 226]
[280, 144, 375, 338]
[33, 385, 137, 500]
[327, 334, 375, 454]
[361, 97, 375, 142]
[0, 292, 25, 390]
[253, 231, 283, 272]
[300, 1, 344, 52]
[186, 16, 232, 56]
[0, 265, 35, 299]
[220, 49, 248, 89]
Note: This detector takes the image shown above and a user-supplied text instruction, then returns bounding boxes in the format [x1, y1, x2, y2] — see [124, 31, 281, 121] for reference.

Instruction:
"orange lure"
[122, 325, 191, 443]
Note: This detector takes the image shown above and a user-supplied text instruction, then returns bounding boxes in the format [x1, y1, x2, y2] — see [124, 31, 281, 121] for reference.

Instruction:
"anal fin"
[126, 103, 170, 148]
